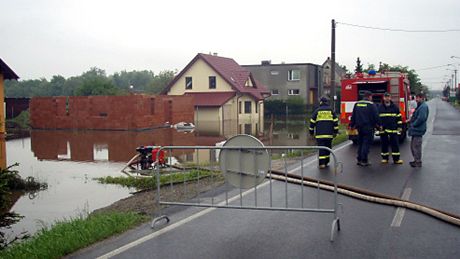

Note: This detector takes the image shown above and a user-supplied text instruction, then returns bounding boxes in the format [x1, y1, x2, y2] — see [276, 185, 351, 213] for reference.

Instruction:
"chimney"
[261, 60, 271, 65]
[213, 52, 218, 56]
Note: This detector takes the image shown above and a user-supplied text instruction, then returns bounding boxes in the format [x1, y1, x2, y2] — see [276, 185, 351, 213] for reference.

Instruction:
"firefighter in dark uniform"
[309, 96, 339, 169]
[350, 91, 380, 166]
[378, 92, 403, 164]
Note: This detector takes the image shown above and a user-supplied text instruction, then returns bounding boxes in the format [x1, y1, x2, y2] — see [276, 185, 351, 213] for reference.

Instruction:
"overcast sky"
[1, 0, 459, 90]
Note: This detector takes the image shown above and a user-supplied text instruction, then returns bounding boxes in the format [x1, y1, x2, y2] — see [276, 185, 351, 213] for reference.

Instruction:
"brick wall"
[30, 95, 194, 130]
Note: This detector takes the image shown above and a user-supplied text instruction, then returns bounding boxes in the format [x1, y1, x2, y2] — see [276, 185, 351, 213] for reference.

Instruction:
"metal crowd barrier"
[151, 136, 342, 241]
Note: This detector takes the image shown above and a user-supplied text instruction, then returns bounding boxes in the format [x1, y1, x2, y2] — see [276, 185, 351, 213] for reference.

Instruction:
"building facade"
[242, 61, 323, 105]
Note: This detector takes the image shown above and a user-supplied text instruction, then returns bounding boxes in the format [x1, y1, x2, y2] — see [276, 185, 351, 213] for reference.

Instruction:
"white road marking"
[391, 188, 412, 227]
[97, 142, 353, 258]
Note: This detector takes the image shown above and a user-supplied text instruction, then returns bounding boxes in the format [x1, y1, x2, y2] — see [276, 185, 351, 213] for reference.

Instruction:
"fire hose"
[268, 170, 460, 227]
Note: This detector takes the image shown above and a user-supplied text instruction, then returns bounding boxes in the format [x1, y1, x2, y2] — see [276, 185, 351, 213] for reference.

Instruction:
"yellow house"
[0, 58, 19, 169]
[162, 53, 270, 137]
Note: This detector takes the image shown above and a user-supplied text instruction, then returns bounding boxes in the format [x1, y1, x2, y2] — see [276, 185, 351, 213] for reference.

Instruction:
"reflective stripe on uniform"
[308, 127, 314, 131]
[379, 113, 399, 117]
[357, 103, 368, 107]
[315, 135, 334, 139]
[397, 121, 402, 124]
[385, 129, 399, 133]
[392, 152, 400, 155]
[310, 119, 316, 123]
[381, 152, 390, 156]
[319, 155, 330, 159]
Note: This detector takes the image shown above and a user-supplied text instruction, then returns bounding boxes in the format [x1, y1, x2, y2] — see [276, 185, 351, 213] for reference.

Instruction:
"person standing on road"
[378, 92, 404, 164]
[309, 96, 339, 169]
[408, 93, 429, 167]
[350, 91, 380, 166]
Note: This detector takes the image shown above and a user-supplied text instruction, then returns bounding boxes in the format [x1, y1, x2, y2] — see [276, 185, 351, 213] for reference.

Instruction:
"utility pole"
[331, 19, 336, 111]
[454, 69, 458, 98]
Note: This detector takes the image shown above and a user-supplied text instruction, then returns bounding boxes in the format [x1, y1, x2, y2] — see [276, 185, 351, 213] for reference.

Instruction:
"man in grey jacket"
[408, 93, 429, 167]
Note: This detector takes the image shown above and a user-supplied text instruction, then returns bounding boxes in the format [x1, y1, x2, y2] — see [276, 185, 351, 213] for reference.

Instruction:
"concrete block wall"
[30, 95, 194, 130]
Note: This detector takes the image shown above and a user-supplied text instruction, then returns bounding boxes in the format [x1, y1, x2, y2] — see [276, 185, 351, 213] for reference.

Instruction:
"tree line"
[4, 67, 176, 97]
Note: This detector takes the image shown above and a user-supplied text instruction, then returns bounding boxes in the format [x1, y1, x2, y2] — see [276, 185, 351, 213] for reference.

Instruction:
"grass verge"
[0, 212, 148, 259]
[95, 169, 217, 190]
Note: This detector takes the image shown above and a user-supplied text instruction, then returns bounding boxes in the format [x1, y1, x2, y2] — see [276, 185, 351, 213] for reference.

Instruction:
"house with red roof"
[162, 53, 270, 137]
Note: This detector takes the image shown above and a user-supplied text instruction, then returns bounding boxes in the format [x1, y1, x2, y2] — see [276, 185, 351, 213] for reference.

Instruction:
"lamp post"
[450, 57, 459, 95]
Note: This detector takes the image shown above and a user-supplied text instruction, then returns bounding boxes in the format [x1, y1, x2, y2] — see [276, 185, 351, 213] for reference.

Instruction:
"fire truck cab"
[340, 71, 412, 143]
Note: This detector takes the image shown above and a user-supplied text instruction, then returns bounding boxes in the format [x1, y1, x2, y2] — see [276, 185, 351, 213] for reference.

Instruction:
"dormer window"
[245, 77, 254, 87]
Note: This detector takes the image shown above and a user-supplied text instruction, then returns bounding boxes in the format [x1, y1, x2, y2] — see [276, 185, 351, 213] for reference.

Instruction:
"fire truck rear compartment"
[357, 82, 388, 103]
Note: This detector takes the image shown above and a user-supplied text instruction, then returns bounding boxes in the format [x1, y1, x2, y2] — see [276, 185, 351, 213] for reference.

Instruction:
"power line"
[416, 63, 457, 71]
[337, 22, 460, 33]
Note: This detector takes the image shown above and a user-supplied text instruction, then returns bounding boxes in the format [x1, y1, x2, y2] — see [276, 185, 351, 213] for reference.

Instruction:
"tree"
[355, 57, 363, 73]
[147, 70, 176, 94]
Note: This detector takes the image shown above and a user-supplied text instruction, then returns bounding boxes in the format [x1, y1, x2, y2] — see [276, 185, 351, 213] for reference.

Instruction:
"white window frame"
[288, 69, 300, 81]
[288, 89, 300, 95]
[271, 89, 279, 95]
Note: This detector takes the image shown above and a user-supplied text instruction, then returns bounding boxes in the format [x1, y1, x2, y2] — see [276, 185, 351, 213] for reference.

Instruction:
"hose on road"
[268, 170, 460, 227]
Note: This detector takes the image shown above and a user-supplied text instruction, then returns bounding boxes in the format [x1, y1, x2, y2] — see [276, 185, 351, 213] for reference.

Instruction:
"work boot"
[359, 161, 371, 167]
[409, 161, 422, 167]
[394, 159, 404, 165]
[381, 159, 388, 164]
[319, 164, 326, 169]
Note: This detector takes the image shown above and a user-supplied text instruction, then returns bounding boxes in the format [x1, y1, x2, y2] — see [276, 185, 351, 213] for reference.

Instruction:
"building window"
[244, 101, 251, 114]
[288, 70, 300, 81]
[271, 89, 279, 95]
[239, 101, 242, 114]
[255, 102, 258, 113]
[288, 89, 300, 95]
[185, 77, 192, 89]
[209, 76, 216, 89]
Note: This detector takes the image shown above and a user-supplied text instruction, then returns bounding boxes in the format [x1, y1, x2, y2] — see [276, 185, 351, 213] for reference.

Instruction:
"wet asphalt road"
[70, 98, 460, 259]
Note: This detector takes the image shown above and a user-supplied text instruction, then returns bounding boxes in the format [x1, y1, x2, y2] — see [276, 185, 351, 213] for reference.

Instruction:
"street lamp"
[447, 64, 457, 95]
[450, 57, 459, 94]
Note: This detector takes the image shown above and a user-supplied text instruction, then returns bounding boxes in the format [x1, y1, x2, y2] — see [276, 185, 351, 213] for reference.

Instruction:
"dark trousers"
[380, 133, 400, 161]
[357, 128, 374, 163]
[316, 138, 332, 165]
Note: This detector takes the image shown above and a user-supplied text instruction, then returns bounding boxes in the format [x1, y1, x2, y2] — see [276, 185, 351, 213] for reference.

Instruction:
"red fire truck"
[340, 71, 412, 143]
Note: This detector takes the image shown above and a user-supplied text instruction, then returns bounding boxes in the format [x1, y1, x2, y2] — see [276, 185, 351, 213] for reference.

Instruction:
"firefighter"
[378, 92, 403, 164]
[350, 91, 380, 166]
[309, 96, 339, 169]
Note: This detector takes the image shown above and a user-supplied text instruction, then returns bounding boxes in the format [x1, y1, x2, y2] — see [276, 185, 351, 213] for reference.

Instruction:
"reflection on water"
[1, 117, 312, 242]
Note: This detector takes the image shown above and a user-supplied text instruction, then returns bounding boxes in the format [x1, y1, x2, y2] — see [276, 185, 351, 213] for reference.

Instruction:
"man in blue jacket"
[350, 91, 380, 166]
[408, 93, 429, 167]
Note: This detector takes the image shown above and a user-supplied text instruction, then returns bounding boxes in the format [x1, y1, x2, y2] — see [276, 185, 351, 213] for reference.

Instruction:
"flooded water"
[1, 117, 313, 242]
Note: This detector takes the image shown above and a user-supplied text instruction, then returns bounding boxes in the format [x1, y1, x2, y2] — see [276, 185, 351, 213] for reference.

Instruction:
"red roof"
[185, 92, 236, 107]
[163, 53, 270, 101]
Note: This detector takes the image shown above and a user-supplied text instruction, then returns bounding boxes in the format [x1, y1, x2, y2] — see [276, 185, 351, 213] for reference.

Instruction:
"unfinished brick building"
[30, 95, 194, 130]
